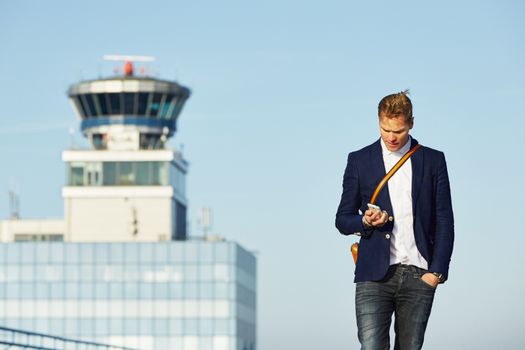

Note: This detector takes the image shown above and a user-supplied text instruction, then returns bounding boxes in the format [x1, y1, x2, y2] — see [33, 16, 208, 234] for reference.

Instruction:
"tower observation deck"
[68, 55, 190, 150]
[62, 56, 191, 242]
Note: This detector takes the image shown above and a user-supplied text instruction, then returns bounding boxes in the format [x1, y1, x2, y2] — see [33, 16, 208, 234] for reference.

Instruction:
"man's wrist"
[430, 272, 444, 283]
[362, 215, 372, 228]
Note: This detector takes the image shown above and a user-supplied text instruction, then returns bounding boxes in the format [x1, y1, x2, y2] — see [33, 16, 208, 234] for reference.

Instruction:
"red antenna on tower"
[103, 55, 155, 77]
[124, 61, 133, 76]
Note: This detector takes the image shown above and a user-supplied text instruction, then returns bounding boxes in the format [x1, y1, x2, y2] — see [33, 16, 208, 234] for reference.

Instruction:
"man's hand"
[363, 209, 388, 227]
[420, 273, 439, 288]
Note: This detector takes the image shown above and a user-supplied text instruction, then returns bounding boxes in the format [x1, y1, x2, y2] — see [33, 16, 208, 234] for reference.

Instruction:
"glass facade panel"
[108, 93, 121, 114]
[49, 282, 64, 299]
[49, 245, 64, 263]
[64, 243, 80, 264]
[171, 98, 186, 119]
[184, 265, 198, 281]
[135, 162, 150, 185]
[148, 93, 163, 117]
[96, 93, 109, 115]
[214, 283, 229, 299]
[169, 283, 183, 299]
[184, 283, 198, 299]
[34, 282, 49, 299]
[123, 93, 136, 114]
[70, 161, 170, 186]
[152, 162, 167, 185]
[18, 283, 35, 300]
[64, 264, 80, 282]
[155, 244, 168, 263]
[175, 201, 187, 241]
[95, 243, 110, 264]
[0, 242, 255, 350]
[140, 243, 155, 263]
[199, 265, 213, 281]
[95, 282, 109, 299]
[160, 94, 174, 119]
[214, 265, 230, 282]
[70, 163, 85, 186]
[84, 94, 98, 116]
[200, 244, 213, 263]
[101, 161, 116, 185]
[0, 245, 4, 263]
[80, 243, 94, 262]
[137, 92, 149, 115]
[214, 244, 230, 263]
[20, 244, 35, 263]
[199, 283, 214, 299]
[125, 244, 139, 264]
[110, 244, 124, 263]
[79, 282, 94, 299]
[90, 164, 102, 185]
[118, 162, 134, 185]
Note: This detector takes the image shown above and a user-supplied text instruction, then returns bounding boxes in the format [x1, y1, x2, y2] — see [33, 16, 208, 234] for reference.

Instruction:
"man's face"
[379, 113, 413, 152]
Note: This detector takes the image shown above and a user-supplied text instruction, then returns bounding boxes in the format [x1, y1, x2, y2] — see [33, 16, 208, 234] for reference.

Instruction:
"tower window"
[108, 93, 122, 114]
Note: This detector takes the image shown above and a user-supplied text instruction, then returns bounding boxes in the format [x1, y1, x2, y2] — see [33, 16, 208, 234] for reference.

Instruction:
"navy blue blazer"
[335, 138, 454, 283]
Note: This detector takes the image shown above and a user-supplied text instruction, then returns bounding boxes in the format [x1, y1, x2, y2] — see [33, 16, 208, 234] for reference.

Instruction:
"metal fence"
[0, 327, 137, 350]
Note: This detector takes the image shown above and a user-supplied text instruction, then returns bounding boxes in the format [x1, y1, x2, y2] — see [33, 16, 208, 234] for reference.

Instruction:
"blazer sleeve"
[428, 152, 455, 281]
[335, 153, 369, 236]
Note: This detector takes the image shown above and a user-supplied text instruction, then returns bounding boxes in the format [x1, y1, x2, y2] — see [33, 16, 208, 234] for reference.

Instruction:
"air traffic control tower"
[0, 57, 257, 350]
[63, 55, 190, 242]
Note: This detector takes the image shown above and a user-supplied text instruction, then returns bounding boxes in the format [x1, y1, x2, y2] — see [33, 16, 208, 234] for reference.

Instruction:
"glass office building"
[0, 241, 256, 350]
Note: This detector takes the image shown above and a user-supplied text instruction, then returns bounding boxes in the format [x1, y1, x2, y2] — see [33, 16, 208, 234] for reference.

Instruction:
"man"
[335, 91, 454, 350]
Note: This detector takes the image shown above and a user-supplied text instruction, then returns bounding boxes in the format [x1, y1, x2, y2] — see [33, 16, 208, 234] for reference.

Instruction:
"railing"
[0, 327, 137, 350]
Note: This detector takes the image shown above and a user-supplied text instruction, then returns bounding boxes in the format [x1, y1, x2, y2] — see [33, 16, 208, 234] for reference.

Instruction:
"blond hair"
[378, 89, 413, 122]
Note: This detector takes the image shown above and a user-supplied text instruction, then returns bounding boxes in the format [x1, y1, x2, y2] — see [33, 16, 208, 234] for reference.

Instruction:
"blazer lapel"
[410, 138, 424, 215]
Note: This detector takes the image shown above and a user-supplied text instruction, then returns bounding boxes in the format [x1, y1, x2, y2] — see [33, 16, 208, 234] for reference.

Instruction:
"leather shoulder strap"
[369, 144, 421, 205]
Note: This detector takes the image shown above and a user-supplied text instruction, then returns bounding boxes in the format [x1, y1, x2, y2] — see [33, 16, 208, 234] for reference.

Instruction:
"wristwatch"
[430, 272, 444, 283]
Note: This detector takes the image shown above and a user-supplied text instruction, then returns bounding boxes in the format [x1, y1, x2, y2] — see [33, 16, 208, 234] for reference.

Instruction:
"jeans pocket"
[417, 275, 437, 289]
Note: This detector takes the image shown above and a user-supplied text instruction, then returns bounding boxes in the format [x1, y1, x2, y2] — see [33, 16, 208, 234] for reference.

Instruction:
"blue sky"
[1, 0, 524, 349]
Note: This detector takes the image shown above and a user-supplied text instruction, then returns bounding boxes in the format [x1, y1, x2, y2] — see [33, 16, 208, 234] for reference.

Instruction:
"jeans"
[355, 264, 436, 350]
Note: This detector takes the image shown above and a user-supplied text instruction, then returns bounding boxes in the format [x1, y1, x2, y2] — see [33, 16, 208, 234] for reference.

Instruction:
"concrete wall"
[0, 219, 65, 242]
[64, 196, 172, 242]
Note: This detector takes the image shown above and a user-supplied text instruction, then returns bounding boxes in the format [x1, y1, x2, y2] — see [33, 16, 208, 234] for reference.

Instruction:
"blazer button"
[385, 234, 391, 239]
[388, 216, 394, 222]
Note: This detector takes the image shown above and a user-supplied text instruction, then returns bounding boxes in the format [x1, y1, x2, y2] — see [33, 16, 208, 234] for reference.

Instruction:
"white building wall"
[64, 196, 172, 242]
[0, 219, 65, 242]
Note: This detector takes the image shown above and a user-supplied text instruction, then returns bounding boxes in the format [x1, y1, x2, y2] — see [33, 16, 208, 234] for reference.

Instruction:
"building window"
[69, 161, 170, 186]
[174, 201, 187, 240]
[96, 93, 109, 115]
[148, 93, 163, 117]
[152, 162, 168, 185]
[137, 92, 149, 115]
[135, 162, 150, 185]
[118, 162, 134, 185]
[85, 162, 102, 186]
[108, 93, 121, 114]
[70, 162, 85, 186]
[123, 93, 136, 115]
[14, 234, 64, 242]
[160, 94, 175, 120]
[103, 162, 117, 185]
[84, 94, 98, 116]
